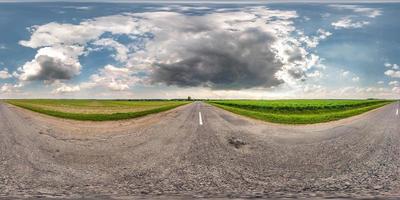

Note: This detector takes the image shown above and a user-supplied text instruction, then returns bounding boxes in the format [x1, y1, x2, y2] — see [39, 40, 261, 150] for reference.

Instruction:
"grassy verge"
[209, 100, 392, 124]
[7, 100, 188, 121]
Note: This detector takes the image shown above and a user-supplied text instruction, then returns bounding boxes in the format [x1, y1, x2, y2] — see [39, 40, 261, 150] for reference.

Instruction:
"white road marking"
[396, 108, 399, 116]
[199, 112, 203, 125]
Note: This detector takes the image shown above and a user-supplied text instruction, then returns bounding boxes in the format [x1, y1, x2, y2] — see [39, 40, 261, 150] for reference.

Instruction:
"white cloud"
[352, 76, 360, 82]
[384, 62, 399, 70]
[377, 80, 384, 84]
[0, 44, 6, 50]
[108, 81, 130, 91]
[104, 64, 130, 74]
[393, 87, 400, 93]
[0, 68, 11, 79]
[333, 86, 393, 99]
[19, 13, 151, 48]
[307, 70, 323, 78]
[302, 84, 326, 93]
[52, 84, 80, 94]
[332, 18, 369, 29]
[329, 4, 382, 18]
[385, 70, 400, 78]
[81, 64, 136, 91]
[340, 69, 360, 82]
[64, 6, 91, 10]
[0, 84, 13, 93]
[298, 28, 332, 48]
[147, 5, 211, 12]
[330, 5, 381, 30]
[92, 38, 129, 63]
[317, 29, 332, 39]
[384, 62, 392, 67]
[0, 83, 22, 93]
[389, 81, 399, 86]
[341, 70, 350, 77]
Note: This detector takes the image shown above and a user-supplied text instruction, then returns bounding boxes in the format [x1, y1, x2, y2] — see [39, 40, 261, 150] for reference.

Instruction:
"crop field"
[6, 99, 188, 121]
[209, 99, 394, 124]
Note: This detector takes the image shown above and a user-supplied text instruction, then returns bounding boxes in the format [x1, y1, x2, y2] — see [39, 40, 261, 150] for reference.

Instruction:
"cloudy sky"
[0, 1, 399, 99]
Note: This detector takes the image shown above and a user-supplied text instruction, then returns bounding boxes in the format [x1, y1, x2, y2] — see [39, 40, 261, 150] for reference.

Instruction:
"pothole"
[227, 136, 246, 149]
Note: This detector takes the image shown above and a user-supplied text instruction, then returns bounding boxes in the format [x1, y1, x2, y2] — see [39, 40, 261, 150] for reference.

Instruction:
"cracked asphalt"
[1, 101, 400, 199]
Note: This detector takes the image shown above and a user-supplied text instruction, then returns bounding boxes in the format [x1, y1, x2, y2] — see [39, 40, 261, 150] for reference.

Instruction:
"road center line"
[396, 108, 399, 116]
[199, 112, 203, 125]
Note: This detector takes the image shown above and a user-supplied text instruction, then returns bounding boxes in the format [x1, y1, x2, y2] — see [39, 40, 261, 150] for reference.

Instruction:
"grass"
[208, 99, 393, 124]
[6, 99, 189, 121]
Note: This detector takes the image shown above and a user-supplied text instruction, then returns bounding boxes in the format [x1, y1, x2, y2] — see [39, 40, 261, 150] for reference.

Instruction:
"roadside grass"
[7, 99, 189, 121]
[208, 99, 393, 124]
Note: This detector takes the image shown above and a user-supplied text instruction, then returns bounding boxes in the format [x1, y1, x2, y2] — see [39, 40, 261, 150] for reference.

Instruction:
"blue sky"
[0, 2, 399, 99]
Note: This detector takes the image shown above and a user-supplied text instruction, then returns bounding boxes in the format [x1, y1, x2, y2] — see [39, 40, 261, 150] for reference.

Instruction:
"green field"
[208, 99, 393, 124]
[7, 99, 188, 121]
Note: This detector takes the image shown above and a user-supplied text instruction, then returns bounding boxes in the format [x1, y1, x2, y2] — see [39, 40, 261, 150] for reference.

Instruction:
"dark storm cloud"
[288, 68, 306, 79]
[151, 28, 285, 90]
[26, 55, 80, 81]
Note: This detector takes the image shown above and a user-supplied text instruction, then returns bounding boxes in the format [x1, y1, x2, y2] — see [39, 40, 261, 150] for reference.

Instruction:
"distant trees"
[187, 96, 192, 101]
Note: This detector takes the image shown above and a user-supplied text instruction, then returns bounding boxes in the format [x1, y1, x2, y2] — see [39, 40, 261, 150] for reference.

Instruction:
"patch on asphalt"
[228, 136, 247, 148]
[221, 114, 249, 125]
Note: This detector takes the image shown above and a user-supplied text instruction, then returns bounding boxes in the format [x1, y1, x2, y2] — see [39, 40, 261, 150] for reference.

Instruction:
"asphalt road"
[1, 101, 400, 199]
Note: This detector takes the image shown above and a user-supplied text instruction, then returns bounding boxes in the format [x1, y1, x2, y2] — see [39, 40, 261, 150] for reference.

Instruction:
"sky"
[0, 2, 399, 99]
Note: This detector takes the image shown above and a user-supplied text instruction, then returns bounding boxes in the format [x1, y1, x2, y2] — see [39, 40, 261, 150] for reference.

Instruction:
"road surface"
[1, 101, 400, 199]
